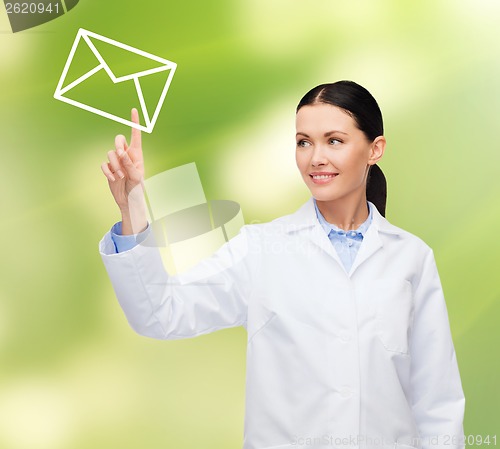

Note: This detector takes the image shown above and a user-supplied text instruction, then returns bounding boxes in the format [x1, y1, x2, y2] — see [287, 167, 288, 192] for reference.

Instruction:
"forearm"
[120, 208, 147, 235]
[119, 189, 148, 235]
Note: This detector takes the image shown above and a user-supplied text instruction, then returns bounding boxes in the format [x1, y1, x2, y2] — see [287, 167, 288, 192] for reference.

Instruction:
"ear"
[368, 136, 386, 166]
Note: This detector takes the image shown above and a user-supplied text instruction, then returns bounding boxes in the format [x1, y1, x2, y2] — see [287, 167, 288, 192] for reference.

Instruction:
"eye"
[297, 139, 311, 147]
[329, 138, 342, 145]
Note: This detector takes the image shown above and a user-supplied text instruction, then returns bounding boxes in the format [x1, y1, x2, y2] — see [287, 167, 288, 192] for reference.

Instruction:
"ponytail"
[366, 164, 387, 217]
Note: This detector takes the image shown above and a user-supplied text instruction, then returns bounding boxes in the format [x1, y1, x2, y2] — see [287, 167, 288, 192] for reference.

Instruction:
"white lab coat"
[99, 197, 465, 449]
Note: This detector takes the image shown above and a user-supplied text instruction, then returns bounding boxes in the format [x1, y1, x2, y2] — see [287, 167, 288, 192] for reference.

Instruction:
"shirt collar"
[313, 197, 373, 237]
[277, 196, 402, 236]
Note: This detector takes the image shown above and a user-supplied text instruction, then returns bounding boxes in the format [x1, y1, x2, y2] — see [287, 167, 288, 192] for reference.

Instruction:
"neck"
[316, 192, 369, 231]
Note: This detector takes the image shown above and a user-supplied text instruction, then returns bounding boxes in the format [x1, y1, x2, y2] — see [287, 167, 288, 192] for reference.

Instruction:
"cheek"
[341, 149, 369, 172]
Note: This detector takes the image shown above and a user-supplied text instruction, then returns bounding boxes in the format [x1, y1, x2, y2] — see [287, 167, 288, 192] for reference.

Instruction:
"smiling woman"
[98, 80, 465, 449]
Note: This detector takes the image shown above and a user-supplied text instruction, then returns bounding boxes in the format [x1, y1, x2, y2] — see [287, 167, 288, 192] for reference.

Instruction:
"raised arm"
[99, 110, 257, 339]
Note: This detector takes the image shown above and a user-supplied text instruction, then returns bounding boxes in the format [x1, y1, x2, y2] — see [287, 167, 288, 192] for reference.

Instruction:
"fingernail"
[117, 170, 125, 179]
[109, 174, 116, 182]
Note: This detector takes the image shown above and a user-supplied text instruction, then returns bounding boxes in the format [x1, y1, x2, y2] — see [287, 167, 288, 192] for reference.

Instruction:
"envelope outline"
[54, 28, 177, 133]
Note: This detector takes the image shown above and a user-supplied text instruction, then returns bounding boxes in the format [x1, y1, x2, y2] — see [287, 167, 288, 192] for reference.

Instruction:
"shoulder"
[368, 201, 430, 249]
[378, 215, 434, 260]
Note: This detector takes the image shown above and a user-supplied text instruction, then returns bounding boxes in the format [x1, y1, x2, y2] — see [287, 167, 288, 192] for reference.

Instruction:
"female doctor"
[99, 81, 465, 449]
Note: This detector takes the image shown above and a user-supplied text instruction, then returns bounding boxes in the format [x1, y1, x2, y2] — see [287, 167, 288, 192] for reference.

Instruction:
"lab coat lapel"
[308, 222, 345, 268]
[281, 197, 346, 270]
[347, 221, 383, 276]
[349, 201, 402, 276]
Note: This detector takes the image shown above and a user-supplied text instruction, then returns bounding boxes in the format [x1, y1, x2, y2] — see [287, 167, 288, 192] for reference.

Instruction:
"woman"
[99, 81, 465, 449]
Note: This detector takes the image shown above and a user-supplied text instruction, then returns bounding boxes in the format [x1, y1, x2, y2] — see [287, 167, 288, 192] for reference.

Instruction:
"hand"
[101, 108, 147, 234]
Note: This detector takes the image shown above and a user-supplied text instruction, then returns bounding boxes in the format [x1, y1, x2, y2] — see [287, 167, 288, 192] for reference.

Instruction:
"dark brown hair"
[296, 80, 387, 217]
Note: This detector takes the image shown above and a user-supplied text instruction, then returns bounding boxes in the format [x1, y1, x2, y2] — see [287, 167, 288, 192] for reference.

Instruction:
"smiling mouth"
[309, 173, 339, 184]
[310, 174, 338, 180]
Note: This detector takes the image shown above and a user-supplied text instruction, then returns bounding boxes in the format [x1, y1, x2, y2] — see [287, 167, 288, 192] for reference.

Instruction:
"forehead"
[295, 103, 357, 133]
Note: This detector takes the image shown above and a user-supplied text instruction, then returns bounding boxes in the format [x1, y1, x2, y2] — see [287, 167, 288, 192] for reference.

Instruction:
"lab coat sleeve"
[410, 248, 465, 449]
[99, 223, 257, 340]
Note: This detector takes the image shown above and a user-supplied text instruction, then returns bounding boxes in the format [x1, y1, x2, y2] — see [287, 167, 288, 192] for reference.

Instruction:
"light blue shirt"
[313, 198, 373, 272]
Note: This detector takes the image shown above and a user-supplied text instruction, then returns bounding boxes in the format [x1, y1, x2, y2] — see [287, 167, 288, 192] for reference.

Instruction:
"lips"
[309, 172, 339, 184]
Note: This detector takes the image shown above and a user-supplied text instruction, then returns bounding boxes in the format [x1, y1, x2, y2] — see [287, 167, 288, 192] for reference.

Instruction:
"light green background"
[0, 0, 499, 448]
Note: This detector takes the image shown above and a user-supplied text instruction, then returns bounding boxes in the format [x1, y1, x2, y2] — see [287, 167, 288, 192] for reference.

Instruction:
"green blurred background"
[1, 0, 499, 448]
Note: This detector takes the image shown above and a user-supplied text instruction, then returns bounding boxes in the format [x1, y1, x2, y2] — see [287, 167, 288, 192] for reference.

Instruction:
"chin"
[309, 189, 340, 202]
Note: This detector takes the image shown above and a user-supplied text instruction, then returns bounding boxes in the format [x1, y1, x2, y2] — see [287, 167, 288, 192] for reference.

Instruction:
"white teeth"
[312, 174, 335, 179]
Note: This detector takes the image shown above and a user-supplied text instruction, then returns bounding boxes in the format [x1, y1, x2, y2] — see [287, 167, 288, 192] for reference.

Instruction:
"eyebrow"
[296, 130, 348, 138]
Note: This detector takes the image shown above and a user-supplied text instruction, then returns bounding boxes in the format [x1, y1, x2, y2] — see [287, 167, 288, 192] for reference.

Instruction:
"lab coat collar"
[281, 197, 403, 276]
[282, 196, 402, 236]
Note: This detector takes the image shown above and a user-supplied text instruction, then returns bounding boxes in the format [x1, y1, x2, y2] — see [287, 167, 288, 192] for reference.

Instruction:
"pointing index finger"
[130, 108, 142, 148]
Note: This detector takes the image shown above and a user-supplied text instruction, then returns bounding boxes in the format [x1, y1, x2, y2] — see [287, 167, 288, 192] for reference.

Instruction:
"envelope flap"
[87, 35, 168, 80]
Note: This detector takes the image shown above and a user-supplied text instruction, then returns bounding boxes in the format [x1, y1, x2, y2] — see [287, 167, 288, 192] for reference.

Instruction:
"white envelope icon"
[54, 28, 177, 133]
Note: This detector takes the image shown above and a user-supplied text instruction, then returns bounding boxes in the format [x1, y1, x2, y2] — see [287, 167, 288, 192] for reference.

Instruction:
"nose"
[311, 144, 328, 167]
